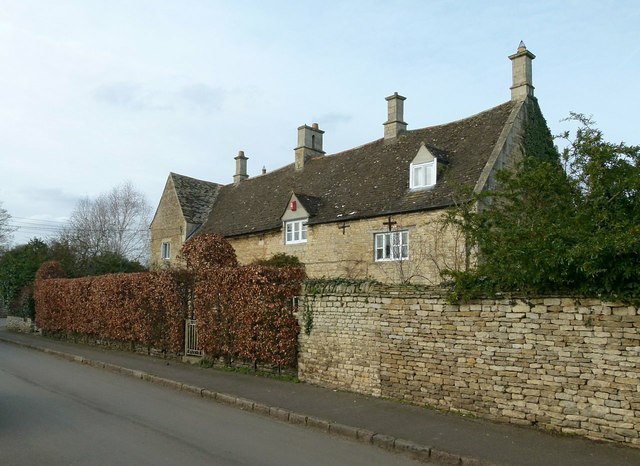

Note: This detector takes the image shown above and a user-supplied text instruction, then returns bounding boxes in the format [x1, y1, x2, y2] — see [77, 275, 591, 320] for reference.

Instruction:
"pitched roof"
[293, 193, 322, 217]
[170, 173, 221, 225]
[200, 100, 516, 237]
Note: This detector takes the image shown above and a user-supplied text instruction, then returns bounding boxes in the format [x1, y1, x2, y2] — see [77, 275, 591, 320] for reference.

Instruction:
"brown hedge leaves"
[35, 271, 188, 353]
[35, 261, 67, 280]
[35, 236, 305, 366]
[195, 266, 305, 367]
[180, 233, 238, 271]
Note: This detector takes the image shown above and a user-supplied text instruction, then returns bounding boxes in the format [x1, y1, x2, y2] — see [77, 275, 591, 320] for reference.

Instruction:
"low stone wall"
[297, 283, 640, 447]
[6, 316, 36, 333]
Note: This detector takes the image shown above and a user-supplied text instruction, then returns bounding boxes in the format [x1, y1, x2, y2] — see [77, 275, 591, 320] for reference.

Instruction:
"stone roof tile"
[201, 100, 516, 237]
[170, 173, 221, 225]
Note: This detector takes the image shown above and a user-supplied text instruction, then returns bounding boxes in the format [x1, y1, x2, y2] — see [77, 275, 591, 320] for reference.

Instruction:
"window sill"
[409, 184, 435, 191]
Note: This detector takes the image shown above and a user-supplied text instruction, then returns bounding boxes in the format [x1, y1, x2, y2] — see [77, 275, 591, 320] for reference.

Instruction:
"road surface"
[0, 340, 425, 465]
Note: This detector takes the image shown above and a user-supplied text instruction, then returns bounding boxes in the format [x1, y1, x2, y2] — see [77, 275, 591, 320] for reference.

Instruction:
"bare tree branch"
[60, 182, 151, 264]
[0, 202, 16, 249]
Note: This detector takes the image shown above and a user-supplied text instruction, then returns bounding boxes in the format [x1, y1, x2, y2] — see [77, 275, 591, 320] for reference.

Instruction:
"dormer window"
[283, 193, 318, 245]
[410, 160, 436, 189]
[285, 219, 307, 244]
[409, 143, 439, 190]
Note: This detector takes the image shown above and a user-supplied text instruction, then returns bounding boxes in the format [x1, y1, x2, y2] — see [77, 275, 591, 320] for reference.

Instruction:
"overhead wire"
[5, 216, 184, 241]
[7, 226, 190, 235]
[7, 219, 155, 235]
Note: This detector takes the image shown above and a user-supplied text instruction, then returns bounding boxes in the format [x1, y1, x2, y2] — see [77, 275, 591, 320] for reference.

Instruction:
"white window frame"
[374, 230, 409, 261]
[285, 219, 308, 244]
[161, 241, 171, 260]
[410, 160, 436, 189]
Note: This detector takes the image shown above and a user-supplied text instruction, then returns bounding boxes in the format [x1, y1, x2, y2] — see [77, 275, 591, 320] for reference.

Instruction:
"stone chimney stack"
[294, 123, 325, 170]
[233, 150, 248, 184]
[509, 41, 535, 101]
[383, 92, 407, 140]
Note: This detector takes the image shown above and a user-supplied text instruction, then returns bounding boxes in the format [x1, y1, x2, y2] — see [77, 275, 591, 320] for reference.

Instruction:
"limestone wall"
[228, 210, 466, 285]
[150, 177, 186, 268]
[298, 284, 640, 446]
[6, 316, 36, 333]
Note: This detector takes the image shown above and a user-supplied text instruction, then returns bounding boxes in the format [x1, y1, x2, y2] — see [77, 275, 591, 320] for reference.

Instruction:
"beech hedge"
[34, 235, 306, 366]
[35, 270, 189, 353]
[35, 260, 67, 280]
[195, 266, 306, 367]
[180, 233, 238, 271]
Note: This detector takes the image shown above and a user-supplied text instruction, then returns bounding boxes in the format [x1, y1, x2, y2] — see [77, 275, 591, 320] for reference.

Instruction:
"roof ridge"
[324, 138, 385, 159]
[197, 98, 521, 237]
[308, 101, 514, 161]
[408, 101, 513, 133]
[186, 101, 516, 192]
[170, 172, 221, 186]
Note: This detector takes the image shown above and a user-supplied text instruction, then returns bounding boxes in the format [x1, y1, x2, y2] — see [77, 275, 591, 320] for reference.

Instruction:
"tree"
[46, 237, 146, 277]
[253, 253, 303, 268]
[35, 261, 67, 280]
[0, 201, 15, 250]
[60, 181, 152, 265]
[0, 235, 147, 316]
[445, 115, 640, 301]
[559, 114, 640, 298]
[88, 251, 147, 275]
[0, 238, 49, 316]
[180, 233, 238, 272]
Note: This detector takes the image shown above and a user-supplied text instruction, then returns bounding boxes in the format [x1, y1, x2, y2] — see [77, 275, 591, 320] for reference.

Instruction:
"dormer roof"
[292, 193, 322, 217]
[416, 143, 450, 165]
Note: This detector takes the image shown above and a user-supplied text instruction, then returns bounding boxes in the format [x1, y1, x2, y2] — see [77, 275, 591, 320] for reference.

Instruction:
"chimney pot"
[383, 92, 407, 140]
[509, 41, 535, 101]
[233, 150, 249, 184]
[295, 123, 325, 170]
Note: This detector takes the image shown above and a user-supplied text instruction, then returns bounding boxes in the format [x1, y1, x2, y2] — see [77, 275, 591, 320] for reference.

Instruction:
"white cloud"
[93, 81, 225, 114]
[0, 0, 638, 246]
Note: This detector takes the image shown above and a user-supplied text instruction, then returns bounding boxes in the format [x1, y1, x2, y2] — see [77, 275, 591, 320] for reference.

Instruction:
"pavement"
[1, 321, 639, 466]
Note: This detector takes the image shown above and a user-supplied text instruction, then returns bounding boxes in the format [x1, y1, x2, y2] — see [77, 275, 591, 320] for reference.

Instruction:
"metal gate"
[185, 319, 203, 357]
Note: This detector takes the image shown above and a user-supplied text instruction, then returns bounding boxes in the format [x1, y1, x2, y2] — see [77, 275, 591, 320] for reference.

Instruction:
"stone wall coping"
[301, 282, 637, 309]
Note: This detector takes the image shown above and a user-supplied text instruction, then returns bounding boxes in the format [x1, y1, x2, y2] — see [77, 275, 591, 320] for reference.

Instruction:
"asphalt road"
[0, 341, 425, 466]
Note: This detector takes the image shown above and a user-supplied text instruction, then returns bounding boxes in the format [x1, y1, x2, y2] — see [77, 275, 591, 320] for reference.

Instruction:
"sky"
[1, 0, 639, 246]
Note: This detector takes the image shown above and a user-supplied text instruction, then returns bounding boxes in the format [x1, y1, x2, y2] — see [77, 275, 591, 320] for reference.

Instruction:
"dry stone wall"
[5, 316, 36, 333]
[297, 284, 640, 447]
[299, 285, 382, 396]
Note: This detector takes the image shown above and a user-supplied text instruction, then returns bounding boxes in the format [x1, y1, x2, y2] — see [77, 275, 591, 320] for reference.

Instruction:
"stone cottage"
[150, 173, 221, 264]
[150, 42, 552, 284]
